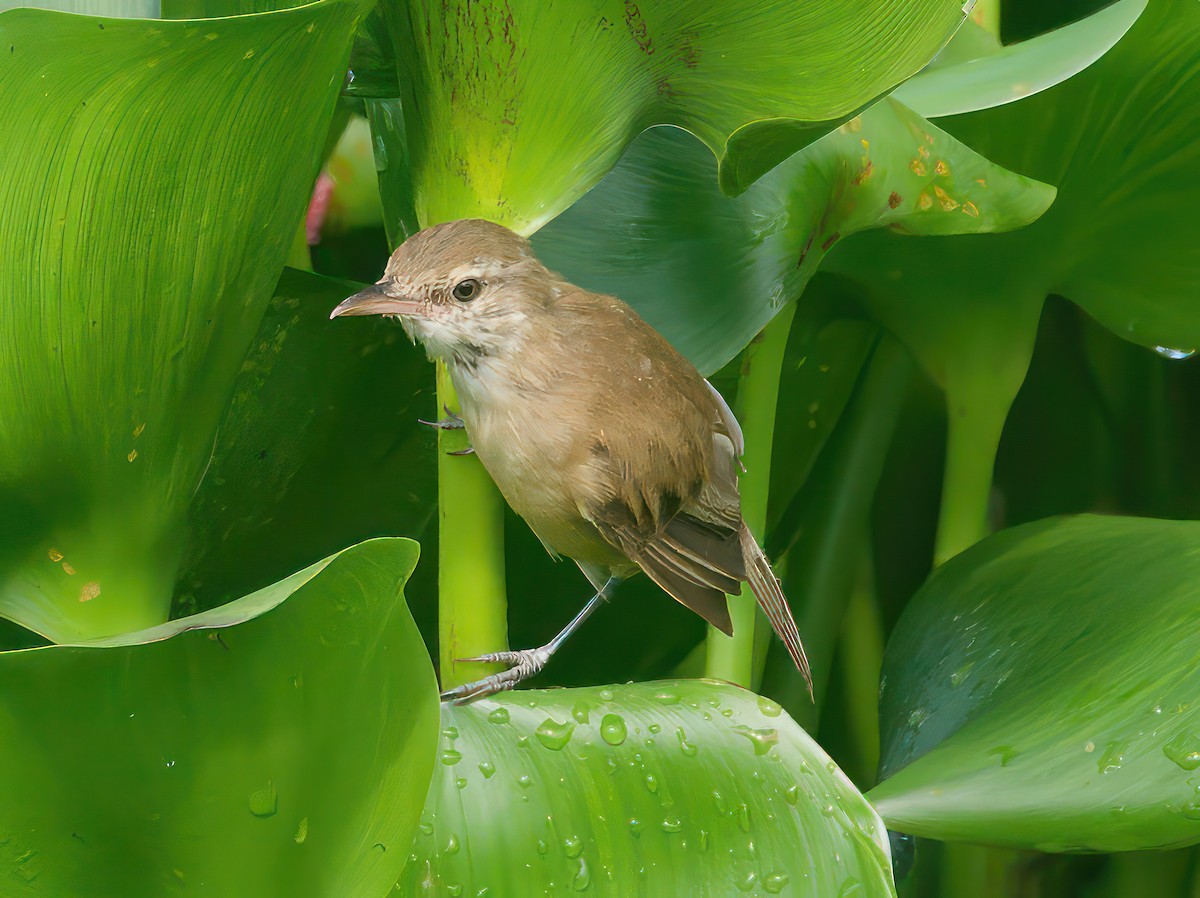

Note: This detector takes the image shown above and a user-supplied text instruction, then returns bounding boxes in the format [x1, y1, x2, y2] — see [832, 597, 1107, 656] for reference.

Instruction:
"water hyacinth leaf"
[0, 0, 370, 642]
[372, 0, 969, 233]
[894, 0, 1147, 117]
[535, 102, 1053, 376]
[0, 538, 439, 895]
[179, 268, 435, 614]
[869, 515, 1200, 852]
[399, 680, 894, 897]
[822, 0, 1197, 558]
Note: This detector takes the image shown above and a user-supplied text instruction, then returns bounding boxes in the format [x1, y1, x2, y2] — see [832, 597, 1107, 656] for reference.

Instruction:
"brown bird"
[331, 218, 810, 702]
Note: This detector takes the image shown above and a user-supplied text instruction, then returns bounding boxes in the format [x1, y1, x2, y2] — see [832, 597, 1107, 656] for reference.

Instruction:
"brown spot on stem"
[935, 160, 949, 176]
[820, 233, 840, 251]
[963, 201, 980, 217]
[79, 582, 101, 603]
[934, 186, 959, 211]
[888, 192, 902, 209]
[909, 159, 927, 177]
[853, 160, 873, 185]
[918, 192, 934, 210]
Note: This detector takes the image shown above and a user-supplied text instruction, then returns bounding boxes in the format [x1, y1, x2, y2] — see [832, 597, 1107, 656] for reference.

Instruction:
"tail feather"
[740, 523, 813, 698]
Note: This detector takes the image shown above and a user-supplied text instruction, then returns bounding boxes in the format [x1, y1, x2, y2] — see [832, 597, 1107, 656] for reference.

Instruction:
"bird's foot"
[418, 405, 465, 430]
[439, 646, 553, 704]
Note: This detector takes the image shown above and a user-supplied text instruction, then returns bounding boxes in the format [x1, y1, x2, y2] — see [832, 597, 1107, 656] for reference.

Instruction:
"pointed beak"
[329, 284, 423, 320]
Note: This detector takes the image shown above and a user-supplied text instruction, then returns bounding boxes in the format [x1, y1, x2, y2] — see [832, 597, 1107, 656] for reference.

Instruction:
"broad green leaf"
[895, 0, 1146, 117]
[822, 0, 1197, 559]
[869, 515, 1200, 852]
[535, 101, 1053, 375]
[178, 268, 436, 615]
[400, 681, 894, 896]
[0, 537, 439, 895]
[0, 0, 369, 641]
[372, 0, 969, 232]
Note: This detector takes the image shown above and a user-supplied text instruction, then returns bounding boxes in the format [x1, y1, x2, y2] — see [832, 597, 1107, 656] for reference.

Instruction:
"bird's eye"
[452, 278, 481, 302]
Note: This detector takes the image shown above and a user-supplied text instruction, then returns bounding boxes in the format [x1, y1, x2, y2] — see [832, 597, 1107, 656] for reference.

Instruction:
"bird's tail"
[740, 522, 813, 698]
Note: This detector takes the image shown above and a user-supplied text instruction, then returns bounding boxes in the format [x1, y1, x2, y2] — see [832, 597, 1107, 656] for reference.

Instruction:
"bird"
[330, 218, 810, 702]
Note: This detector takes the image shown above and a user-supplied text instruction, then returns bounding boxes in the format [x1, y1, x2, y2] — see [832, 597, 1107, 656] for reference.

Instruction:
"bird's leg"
[418, 405, 465, 430]
[440, 576, 622, 704]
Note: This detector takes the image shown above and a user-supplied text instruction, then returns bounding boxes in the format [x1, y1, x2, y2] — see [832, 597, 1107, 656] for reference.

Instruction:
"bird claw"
[439, 646, 552, 704]
[418, 411, 465, 430]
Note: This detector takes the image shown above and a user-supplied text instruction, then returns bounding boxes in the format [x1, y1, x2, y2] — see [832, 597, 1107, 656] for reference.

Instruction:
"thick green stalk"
[761, 333, 911, 727]
[933, 388, 1007, 564]
[436, 364, 508, 690]
[705, 303, 796, 687]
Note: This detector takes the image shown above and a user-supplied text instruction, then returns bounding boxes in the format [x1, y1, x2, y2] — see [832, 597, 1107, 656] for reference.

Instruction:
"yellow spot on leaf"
[975, 178, 988, 188]
[918, 192, 934, 211]
[133, 422, 145, 438]
[62, 562, 76, 576]
[204, 33, 218, 41]
[839, 117, 863, 134]
[918, 146, 929, 159]
[48, 549, 63, 563]
[860, 138, 870, 152]
[934, 186, 959, 211]
[243, 50, 255, 59]
[935, 160, 949, 176]
[128, 450, 138, 462]
[79, 582, 101, 603]
[909, 159, 927, 177]
[963, 202, 980, 217]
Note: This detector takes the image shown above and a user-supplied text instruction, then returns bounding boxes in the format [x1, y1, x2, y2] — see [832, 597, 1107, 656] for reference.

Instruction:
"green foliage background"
[1, 0, 1198, 895]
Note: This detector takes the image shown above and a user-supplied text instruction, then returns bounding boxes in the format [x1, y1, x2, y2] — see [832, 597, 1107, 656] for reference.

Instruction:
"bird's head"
[330, 218, 554, 364]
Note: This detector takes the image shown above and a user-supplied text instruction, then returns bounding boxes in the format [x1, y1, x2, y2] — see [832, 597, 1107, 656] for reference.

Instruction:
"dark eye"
[452, 278, 481, 302]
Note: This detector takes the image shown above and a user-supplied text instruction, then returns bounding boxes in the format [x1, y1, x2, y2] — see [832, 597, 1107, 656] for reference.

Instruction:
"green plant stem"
[761, 332, 911, 727]
[933, 385, 1008, 565]
[705, 303, 796, 688]
[838, 556, 884, 783]
[436, 363, 508, 690]
[286, 220, 312, 272]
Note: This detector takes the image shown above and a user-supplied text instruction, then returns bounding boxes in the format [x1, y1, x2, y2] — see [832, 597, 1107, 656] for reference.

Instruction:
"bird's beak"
[329, 284, 423, 320]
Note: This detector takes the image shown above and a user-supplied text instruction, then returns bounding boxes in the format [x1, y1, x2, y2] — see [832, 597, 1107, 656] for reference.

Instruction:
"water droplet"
[1154, 346, 1196, 360]
[441, 748, 463, 766]
[571, 701, 591, 724]
[757, 696, 782, 717]
[447, 885, 463, 898]
[562, 835, 584, 857]
[713, 789, 729, 815]
[1098, 741, 1127, 774]
[598, 688, 614, 702]
[573, 856, 591, 891]
[628, 817, 644, 834]
[644, 773, 658, 793]
[737, 803, 751, 832]
[1182, 801, 1200, 820]
[373, 135, 388, 172]
[653, 690, 680, 705]
[455, 777, 468, 790]
[986, 745, 1017, 767]
[648, 722, 662, 735]
[536, 717, 576, 751]
[294, 817, 308, 844]
[732, 725, 778, 756]
[536, 839, 549, 856]
[763, 872, 790, 893]
[478, 761, 496, 779]
[441, 726, 459, 740]
[248, 782, 278, 818]
[600, 714, 627, 746]
[783, 785, 800, 805]
[1165, 733, 1200, 770]
[488, 707, 510, 725]
[949, 661, 975, 687]
[442, 833, 461, 855]
[661, 816, 682, 833]
[677, 728, 698, 756]
[839, 877, 865, 896]
[736, 871, 757, 892]
[419, 821, 434, 836]
[721, 707, 734, 717]
[699, 829, 709, 851]
[516, 735, 530, 750]
[516, 774, 533, 789]
[165, 759, 175, 768]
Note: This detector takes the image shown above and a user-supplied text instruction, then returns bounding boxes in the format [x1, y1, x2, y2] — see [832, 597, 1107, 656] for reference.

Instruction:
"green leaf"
[399, 680, 895, 897]
[823, 0, 1198, 559]
[868, 515, 1200, 852]
[894, 0, 1147, 117]
[535, 101, 1053, 375]
[0, 537, 439, 894]
[0, 0, 369, 641]
[372, 0, 969, 232]
[179, 267, 437, 615]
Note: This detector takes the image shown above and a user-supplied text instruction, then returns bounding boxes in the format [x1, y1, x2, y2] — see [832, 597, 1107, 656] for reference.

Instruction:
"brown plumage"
[331, 218, 811, 701]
